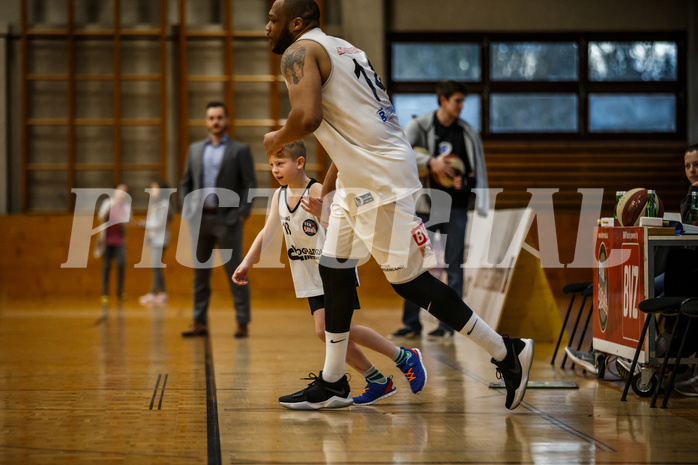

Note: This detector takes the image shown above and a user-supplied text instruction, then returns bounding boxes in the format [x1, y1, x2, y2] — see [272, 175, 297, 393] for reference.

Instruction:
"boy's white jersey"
[278, 180, 325, 298]
[296, 28, 422, 215]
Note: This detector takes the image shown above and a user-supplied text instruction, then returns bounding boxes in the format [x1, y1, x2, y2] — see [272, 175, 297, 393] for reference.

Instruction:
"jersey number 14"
[353, 58, 385, 102]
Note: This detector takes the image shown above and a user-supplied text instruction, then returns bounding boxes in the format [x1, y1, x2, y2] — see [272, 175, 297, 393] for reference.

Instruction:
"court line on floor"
[158, 374, 168, 410]
[149, 374, 162, 410]
[431, 353, 617, 453]
[205, 336, 222, 465]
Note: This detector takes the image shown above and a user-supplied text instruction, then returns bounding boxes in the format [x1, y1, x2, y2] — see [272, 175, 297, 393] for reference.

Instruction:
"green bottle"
[645, 190, 658, 218]
[690, 191, 698, 225]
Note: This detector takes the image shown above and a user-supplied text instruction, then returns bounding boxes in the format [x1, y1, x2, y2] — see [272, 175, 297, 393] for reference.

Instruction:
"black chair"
[651, 298, 698, 408]
[552, 282, 592, 368]
[567, 284, 595, 371]
[620, 296, 690, 405]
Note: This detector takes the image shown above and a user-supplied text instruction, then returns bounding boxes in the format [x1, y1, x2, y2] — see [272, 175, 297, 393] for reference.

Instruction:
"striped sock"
[392, 347, 410, 365]
[362, 365, 387, 384]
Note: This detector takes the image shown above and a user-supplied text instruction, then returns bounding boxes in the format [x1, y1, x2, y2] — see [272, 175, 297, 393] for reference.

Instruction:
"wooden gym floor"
[1, 296, 698, 465]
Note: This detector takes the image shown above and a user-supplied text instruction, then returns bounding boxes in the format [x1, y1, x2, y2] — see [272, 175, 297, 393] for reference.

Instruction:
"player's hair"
[686, 143, 698, 154]
[282, 140, 307, 162]
[283, 0, 321, 28]
[205, 101, 228, 117]
[435, 80, 468, 104]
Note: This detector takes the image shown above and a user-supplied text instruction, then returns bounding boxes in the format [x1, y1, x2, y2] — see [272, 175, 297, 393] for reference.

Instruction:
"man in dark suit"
[180, 101, 256, 338]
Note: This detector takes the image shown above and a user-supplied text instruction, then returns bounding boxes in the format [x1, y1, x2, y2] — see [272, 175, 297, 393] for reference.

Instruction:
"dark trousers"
[664, 247, 698, 358]
[150, 245, 166, 294]
[401, 207, 468, 333]
[102, 244, 126, 296]
[192, 215, 250, 325]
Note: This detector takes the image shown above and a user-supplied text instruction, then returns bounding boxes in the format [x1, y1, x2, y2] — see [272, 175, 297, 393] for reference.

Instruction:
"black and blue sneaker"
[278, 372, 353, 410]
[353, 376, 397, 405]
[396, 347, 428, 394]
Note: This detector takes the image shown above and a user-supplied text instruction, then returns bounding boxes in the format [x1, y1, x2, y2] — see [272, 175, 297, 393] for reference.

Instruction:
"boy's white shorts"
[322, 194, 437, 285]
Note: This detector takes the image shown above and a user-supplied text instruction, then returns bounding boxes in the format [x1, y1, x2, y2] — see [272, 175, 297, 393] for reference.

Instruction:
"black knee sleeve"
[318, 259, 359, 333]
[391, 272, 473, 331]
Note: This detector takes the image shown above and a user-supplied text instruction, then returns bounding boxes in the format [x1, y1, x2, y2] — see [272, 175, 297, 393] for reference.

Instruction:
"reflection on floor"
[0, 297, 696, 464]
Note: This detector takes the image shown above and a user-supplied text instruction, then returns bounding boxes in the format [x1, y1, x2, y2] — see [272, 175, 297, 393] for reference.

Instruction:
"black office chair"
[620, 296, 693, 405]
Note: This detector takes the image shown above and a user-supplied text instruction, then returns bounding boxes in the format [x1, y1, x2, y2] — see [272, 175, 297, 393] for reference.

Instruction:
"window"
[490, 94, 577, 133]
[392, 43, 480, 82]
[392, 93, 481, 132]
[388, 34, 685, 139]
[490, 42, 578, 82]
[588, 41, 677, 81]
[588, 93, 676, 132]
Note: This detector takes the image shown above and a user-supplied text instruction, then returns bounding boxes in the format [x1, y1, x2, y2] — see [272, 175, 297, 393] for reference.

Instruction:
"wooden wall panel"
[1, 141, 691, 308]
[483, 141, 688, 212]
[0, 214, 397, 305]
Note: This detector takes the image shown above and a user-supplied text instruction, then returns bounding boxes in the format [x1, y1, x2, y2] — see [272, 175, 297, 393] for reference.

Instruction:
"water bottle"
[614, 191, 625, 225]
[691, 191, 698, 226]
[645, 190, 658, 218]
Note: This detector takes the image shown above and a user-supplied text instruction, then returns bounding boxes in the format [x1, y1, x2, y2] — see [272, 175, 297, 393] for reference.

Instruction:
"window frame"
[386, 31, 686, 141]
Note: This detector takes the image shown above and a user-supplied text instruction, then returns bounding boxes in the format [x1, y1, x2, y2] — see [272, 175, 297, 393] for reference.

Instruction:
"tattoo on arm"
[281, 46, 306, 85]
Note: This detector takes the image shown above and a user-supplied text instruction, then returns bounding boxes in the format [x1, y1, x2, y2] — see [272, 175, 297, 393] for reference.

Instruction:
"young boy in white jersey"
[232, 141, 427, 408]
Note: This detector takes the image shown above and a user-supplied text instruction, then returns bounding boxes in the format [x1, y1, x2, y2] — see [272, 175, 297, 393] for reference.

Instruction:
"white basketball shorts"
[322, 194, 437, 284]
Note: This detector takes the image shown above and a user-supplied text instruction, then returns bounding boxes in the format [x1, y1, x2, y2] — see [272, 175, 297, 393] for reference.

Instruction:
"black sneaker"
[390, 328, 421, 339]
[278, 372, 353, 410]
[427, 328, 454, 339]
[491, 337, 534, 410]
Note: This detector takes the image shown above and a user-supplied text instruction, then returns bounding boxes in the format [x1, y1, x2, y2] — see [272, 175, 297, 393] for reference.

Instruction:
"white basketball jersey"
[278, 180, 325, 298]
[297, 28, 422, 215]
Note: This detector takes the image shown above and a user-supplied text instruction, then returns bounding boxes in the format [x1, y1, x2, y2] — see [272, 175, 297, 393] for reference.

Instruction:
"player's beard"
[272, 23, 295, 55]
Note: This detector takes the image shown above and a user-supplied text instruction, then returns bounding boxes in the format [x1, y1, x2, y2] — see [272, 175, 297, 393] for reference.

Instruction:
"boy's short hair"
[687, 143, 698, 154]
[436, 80, 468, 104]
[282, 140, 307, 161]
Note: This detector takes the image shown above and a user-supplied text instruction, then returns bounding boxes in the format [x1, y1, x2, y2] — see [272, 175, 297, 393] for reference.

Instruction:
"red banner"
[593, 227, 647, 357]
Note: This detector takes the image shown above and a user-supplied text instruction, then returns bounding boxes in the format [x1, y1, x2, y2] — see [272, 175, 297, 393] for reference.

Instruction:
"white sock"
[323, 331, 350, 382]
[460, 315, 507, 361]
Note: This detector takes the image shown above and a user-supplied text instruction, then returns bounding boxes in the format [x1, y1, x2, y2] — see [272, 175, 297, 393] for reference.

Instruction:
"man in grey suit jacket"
[180, 101, 257, 338]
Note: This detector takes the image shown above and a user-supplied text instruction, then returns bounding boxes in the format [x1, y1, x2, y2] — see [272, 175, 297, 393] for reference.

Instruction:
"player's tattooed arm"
[281, 44, 306, 85]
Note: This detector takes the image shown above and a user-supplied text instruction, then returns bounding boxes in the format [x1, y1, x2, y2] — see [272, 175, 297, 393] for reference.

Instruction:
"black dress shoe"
[390, 328, 421, 338]
[427, 328, 454, 339]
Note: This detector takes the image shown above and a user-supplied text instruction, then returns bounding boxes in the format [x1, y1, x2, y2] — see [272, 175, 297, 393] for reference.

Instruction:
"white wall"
[339, 0, 386, 78]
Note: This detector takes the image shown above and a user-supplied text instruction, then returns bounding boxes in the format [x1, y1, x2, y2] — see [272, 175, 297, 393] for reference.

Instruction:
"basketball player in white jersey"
[232, 141, 428, 407]
[264, 0, 534, 410]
